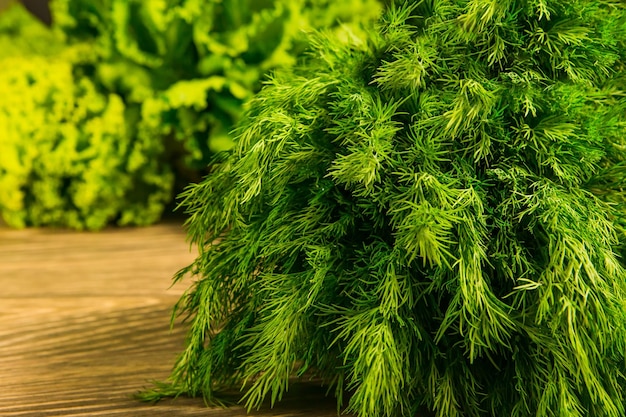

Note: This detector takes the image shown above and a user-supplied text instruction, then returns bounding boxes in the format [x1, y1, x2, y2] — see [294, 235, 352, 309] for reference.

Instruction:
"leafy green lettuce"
[0, 0, 381, 229]
[0, 44, 172, 228]
[52, 0, 383, 167]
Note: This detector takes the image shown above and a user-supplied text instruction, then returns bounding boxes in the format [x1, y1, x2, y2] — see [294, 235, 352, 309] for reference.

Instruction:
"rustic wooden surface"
[0, 222, 346, 416]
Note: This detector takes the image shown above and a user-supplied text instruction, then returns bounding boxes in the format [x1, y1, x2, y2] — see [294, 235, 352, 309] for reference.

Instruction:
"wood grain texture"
[0, 223, 347, 416]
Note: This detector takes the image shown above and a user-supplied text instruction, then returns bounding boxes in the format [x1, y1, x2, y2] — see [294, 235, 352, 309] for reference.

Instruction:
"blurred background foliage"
[0, 0, 382, 229]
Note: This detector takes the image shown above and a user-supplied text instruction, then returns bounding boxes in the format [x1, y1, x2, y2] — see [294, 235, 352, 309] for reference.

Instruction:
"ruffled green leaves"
[54, 0, 384, 160]
[0, 33, 172, 229]
[0, 0, 382, 229]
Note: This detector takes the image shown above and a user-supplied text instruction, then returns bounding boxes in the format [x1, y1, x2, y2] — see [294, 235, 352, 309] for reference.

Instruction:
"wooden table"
[0, 222, 345, 416]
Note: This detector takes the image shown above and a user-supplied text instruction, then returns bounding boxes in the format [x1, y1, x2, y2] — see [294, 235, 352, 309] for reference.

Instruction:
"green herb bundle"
[155, 1, 626, 416]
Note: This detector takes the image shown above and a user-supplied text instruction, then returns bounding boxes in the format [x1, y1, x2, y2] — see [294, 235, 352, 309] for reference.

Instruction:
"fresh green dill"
[145, 1, 626, 416]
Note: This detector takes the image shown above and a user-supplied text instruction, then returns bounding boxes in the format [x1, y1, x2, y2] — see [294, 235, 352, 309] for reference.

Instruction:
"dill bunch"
[152, 1, 626, 416]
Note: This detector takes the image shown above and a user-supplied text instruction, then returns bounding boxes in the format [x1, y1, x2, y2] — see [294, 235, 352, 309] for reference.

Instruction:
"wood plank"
[0, 223, 347, 416]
